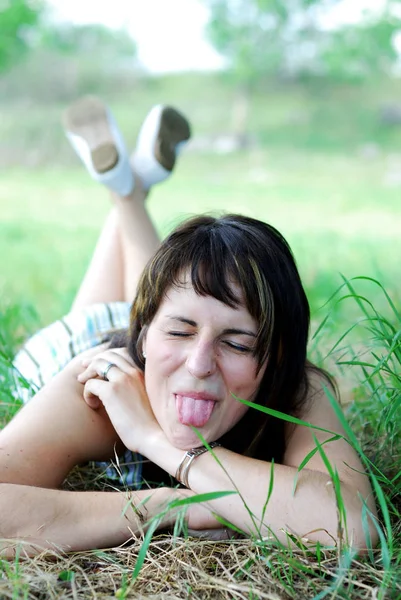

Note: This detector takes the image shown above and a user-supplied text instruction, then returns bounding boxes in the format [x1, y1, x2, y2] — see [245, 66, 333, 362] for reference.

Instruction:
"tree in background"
[41, 23, 137, 68]
[0, 12, 137, 102]
[36, 22, 137, 100]
[202, 0, 401, 144]
[321, 12, 400, 80]
[0, 0, 44, 72]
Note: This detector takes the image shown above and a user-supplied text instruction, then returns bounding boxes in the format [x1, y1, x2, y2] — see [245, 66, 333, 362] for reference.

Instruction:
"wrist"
[120, 486, 175, 532]
[141, 431, 184, 478]
[141, 487, 193, 531]
[175, 442, 221, 488]
[132, 426, 167, 458]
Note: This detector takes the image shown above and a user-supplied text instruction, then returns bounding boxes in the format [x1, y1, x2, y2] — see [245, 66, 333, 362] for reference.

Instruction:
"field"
[0, 72, 400, 598]
[1, 73, 401, 325]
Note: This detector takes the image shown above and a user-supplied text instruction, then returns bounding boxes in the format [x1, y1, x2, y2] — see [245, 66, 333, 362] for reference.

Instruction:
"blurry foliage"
[0, 48, 140, 103]
[41, 22, 137, 64]
[322, 13, 400, 80]
[201, 0, 401, 143]
[0, 1, 137, 93]
[0, 0, 44, 72]
[203, 0, 401, 87]
[0, 14, 138, 103]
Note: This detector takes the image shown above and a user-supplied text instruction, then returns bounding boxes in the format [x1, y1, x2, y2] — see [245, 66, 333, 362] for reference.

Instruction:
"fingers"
[77, 350, 138, 385]
[83, 378, 106, 409]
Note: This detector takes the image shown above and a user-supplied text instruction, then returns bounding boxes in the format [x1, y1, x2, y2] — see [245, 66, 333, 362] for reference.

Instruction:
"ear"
[140, 325, 148, 360]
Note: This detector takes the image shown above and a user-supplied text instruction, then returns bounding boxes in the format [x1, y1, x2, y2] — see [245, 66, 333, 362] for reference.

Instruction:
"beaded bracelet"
[175, 442, 221, 488]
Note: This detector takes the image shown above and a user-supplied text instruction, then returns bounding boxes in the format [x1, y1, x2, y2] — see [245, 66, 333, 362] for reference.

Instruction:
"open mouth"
[175, 394, 216, 427]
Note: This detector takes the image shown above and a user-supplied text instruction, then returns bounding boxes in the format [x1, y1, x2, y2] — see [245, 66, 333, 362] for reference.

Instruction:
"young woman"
[0, 97, 377, 556]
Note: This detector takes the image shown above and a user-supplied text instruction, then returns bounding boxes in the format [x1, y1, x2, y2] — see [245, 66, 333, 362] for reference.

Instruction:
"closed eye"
[224, 341, 252, 353]
[168, 331, 193, 337]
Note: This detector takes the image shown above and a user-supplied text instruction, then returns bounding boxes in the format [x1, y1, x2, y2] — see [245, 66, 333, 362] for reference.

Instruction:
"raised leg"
[71, 184, 160, 311]
[71, 209, 124, 310]
[64, 97, 190, 312]
[112, 186, 160, 303]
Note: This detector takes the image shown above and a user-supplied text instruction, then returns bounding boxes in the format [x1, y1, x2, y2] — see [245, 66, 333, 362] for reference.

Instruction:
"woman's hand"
[77, 348, 163, 456]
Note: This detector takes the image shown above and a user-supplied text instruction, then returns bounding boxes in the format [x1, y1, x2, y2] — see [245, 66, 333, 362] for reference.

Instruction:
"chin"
[166, 424, 212, 450]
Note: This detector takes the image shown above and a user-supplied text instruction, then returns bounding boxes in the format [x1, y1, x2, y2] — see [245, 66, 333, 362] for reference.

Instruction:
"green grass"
[1, 70, 400, 325]
[1, 147, 400, 327]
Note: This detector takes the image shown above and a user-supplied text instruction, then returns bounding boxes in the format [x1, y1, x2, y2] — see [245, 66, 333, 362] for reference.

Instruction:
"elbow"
[335, 483, 380, 554]
[343, 507, 379, 555]
[302, 479, 380, 554]
[0, 483, 18, 539]
[301, 515, 378, 554]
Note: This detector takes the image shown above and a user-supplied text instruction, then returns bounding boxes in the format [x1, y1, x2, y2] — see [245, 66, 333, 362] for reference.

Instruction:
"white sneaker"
[132, 105, 191, 190]
[63, 96, 134, 197]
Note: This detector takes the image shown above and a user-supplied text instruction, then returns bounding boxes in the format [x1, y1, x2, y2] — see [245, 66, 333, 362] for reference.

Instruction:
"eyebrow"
[166, 316, 257, 338]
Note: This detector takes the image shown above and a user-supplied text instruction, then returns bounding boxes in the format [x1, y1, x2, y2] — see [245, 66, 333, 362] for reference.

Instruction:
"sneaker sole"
[62, 96, 119, 174]
[155, 107, 191, 171]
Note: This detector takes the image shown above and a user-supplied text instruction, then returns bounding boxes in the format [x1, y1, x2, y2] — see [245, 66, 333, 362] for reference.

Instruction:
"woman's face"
[142, 276, 267, 449]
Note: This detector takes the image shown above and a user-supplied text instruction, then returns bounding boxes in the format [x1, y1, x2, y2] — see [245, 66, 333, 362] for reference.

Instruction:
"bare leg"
[71, 209, 124, 310]
[113, 183, 160, 302]
[71, 183, 160, 311]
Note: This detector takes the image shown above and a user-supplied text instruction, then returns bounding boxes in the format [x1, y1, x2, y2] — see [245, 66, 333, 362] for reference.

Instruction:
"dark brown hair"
[113, 214, 323, 462]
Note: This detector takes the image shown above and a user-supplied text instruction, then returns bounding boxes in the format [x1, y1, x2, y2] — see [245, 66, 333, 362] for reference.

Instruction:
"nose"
[186, 339, 216, 379]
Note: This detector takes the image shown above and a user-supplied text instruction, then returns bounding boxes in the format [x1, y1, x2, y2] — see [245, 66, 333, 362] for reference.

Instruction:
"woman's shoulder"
[284, 362, 346, 458]
[283, 363, 372, 500]
[13, 301, 131, 402]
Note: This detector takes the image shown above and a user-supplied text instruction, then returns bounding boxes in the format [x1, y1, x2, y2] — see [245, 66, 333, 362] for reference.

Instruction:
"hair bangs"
[160, 222, 240, 308]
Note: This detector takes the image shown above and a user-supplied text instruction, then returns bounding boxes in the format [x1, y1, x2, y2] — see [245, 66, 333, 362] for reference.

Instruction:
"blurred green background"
[1, 0, 401, 346]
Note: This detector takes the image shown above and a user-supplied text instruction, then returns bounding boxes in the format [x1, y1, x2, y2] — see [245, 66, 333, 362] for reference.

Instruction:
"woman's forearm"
[0, 483, 175, 557]
[187, 454, 367, 547]
[145, 441, 374, 549]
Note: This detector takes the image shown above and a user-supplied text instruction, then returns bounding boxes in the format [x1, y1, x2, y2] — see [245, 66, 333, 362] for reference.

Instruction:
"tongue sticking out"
[176, 395, 216, 427]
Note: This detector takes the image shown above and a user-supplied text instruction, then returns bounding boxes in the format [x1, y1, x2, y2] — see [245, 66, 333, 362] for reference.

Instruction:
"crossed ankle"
[63, 97, 191, 196]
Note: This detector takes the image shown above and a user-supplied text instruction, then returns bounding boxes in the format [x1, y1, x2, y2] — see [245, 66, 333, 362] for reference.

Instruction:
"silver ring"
[103, 362, 117, 381]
